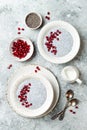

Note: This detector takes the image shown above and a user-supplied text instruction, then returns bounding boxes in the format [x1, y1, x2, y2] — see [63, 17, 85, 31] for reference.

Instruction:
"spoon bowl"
[69, 98, 79, 107]
[59, 98, 79, 120]
[66, 89, 74, 100]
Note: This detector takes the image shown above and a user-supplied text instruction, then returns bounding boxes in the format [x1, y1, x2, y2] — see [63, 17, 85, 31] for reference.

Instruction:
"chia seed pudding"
[43, 28, 73, 57]
[16, 78, 47, 109]
[25, 12, 42, 29]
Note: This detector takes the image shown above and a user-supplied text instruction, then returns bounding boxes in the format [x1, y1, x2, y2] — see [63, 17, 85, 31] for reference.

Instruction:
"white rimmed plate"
[37, 21, 80, 64]
[7, 65, 59, 118]
[7, 73, 54, 118]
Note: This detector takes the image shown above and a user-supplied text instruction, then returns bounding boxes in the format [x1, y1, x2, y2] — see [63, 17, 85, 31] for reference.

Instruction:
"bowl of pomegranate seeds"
[10, 37, 34, 61]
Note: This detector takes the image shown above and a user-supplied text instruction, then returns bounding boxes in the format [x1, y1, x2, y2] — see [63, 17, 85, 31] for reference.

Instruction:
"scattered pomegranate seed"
[59, 31, 62, 34]
[75, 106, 79, 109]
[45, 11, 51, 20]
[45, 16, 50, 20]
[18, 27, 21, 30]
[17, 27, 25, 34]
[28, 83, 31, 86]
[69, 110, 73, 112]
[22, 28, 25, 31]
[34, 66, 41, 73]
[47, 12, 50, 15]
[73, 111, 76, 114]
[57, 38, 59, 41]
[35, 70, 37, 73]
[36, 66, 40, 70]
[11, 39, 30, 59]
[8, 64, 12, 69]
[18, 32, 21, 34]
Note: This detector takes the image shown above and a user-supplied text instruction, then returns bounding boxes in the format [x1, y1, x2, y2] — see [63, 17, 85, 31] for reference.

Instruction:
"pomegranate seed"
[25, 96, 27, 98]
[59, 31, 61, 34]
[25, 105, 30, 108]
[18, 95, 21, 98]
[18, 27, 21, 30]
[57, 38, 59, 41]
[18, 32, 21, 34]
[22, 28, 25, 31]
[47, 12, 50, 15]
[52, 46, 56, 49]
[69, 110, 73, 112]
[36, 66, 40, 70]
[29, 103, 32, 106]
[35, 70, 37, 73]
[8, 64, 12, 69]
[20, 99, 23, 102]
[45, 16, 50, 20]
[75, 106, 79, 109]
[25, 102, 28, 104]
[28, 83, 31, 86]
[25, 105, 28, 108]
[73, 111, 76, 114]
[22, 103, 24, 106]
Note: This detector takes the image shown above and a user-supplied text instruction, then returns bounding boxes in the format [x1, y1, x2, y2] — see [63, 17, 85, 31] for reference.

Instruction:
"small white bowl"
[10, 37, 34, 62]
[25, 12, 42, 30]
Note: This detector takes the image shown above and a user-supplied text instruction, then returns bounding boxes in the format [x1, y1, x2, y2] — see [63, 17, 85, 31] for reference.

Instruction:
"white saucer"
[7, 65, 60, 118]
[37, 21, 80, 64]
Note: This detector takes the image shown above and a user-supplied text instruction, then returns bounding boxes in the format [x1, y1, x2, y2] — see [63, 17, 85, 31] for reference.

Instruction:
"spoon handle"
[59, 105, 68, 120]
[51, 110, 64, 120]
[51, 102, 68, 120]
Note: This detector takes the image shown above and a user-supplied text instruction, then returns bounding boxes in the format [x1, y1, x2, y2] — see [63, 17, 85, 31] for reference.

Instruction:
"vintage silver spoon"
[59, 98, 79, 121]
[51, 89, 74, 120]
[66, 89, 74, 100]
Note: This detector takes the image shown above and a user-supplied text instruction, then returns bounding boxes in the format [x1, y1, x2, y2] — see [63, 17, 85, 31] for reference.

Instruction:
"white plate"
[7, 65, 60, 118]
[37, 21, 80, 64]
[7, 73, 54, 118]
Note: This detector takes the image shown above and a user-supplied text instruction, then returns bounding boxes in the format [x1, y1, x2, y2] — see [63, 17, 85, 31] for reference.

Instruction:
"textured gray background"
[0, 0, 87, 130]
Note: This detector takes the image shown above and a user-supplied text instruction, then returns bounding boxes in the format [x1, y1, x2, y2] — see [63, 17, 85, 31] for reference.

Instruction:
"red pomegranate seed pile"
[18, 83, 32, 108]
[45, 30, 62, 55]
[11, 39, 30, 59]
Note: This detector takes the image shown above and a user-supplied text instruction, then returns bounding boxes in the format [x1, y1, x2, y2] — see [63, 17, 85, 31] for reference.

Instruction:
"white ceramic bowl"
[10, 37, 34, 62]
